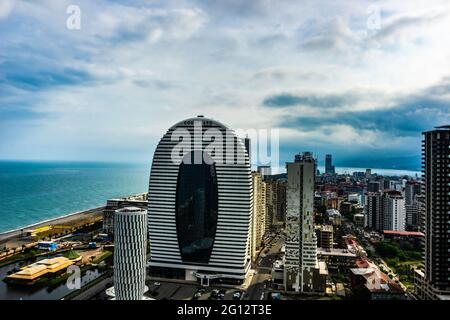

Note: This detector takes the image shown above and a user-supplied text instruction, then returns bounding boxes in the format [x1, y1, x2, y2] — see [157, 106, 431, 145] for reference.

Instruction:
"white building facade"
[113, 207, 147, 300]
[147, 116, 252, 285]
[383, 193, 406, 231]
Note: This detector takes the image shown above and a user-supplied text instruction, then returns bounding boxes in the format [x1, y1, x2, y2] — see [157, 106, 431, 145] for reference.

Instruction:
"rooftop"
[383, 230, 424, 237]
[8, 257, 75, 281]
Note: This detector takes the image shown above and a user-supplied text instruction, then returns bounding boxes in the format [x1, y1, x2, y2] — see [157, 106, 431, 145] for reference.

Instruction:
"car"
[233, 291, 242, 300]
[154, 282, 161, 287]
[197, 288, 206, 294]
[192, 292, 202, 300]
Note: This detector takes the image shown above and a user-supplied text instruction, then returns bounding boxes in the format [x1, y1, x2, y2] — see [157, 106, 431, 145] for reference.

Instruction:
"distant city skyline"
[2, 1, 449, 169]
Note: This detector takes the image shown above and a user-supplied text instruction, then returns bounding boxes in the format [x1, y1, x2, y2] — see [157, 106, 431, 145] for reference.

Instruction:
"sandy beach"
[0, 206, 105, 246]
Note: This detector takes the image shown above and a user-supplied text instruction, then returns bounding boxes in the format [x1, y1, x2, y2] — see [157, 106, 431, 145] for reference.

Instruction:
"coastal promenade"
[0, 206, 104, 246]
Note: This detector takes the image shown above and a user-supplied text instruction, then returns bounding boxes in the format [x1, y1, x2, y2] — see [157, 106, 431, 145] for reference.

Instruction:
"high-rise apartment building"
[275, 180, 287, 223]
[114, 207, 147, 300]
[250, 171, 266, 263]
[415, 126, 450, 300]
[405, 181, 421, 206]
[367, 181, 381, 193]
[147, 116, 252, 285]
[365, 192, 383, 231]
[382, 191, 406, 232]
[325, 154, 335, 175]
[284, 152, 319, 292]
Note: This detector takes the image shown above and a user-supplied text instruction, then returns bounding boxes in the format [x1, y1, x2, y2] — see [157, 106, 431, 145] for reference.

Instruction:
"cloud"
[1, 0, 450, 169]
[263, 92, 354, 109]
[0, 0, 14, 20]
[263, 77, 450, 139]
[372, 9, 447, 43]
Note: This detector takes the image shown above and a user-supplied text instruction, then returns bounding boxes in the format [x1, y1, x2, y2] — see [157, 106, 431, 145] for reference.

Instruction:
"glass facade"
[176, 151, 218, 264]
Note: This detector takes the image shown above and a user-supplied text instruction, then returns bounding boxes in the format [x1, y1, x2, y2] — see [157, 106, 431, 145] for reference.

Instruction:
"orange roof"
[383, 230, 424, 237]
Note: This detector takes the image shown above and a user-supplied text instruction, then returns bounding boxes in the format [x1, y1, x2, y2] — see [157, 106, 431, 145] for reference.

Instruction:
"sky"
[1, 0, 449, 170]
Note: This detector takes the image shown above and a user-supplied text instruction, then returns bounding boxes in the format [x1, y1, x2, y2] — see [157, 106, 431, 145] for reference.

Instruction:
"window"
[176, 150, 219, 264]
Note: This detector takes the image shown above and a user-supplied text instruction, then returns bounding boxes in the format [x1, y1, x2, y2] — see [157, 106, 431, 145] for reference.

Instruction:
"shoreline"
[0, 206, 105, 244]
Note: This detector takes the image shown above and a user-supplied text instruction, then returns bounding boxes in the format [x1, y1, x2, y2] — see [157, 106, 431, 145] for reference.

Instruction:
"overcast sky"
[1, 0, 449, 170]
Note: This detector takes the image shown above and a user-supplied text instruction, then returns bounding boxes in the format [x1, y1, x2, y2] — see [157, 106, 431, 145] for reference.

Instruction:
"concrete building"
[354, 213, 365, 228]
[114, 207, 147, 300]
[405, 181, 421, 206]
[147, 116, 252, 285]
[315, 225, 333, 250]
[275, 180, 287, 224]
[415, 126, 450, 300]
[265, 181, 276, 231]
[365, 192, 383, 231]
[326, 209, 342, 226]
[367, 181, 380, 193]
[284, 152, 320, 292]
[405, 202, 420, 231]
[102, 194, 148, 235]
[382, 190, 406, 231]
[250, 171, 266, 263]
[264, 179, 287, 229]
[348, 193, 362, 205]
[317, 248, 357, 270]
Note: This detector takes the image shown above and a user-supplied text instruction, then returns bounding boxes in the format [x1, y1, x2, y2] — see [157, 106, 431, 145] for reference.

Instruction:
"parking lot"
[145, 280, 245, 300]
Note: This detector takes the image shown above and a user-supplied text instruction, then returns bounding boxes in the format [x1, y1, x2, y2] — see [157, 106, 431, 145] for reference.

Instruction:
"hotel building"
[147, 116, 252, 285]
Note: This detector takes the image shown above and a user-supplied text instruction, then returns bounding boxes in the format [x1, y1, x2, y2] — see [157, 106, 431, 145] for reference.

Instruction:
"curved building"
[148, 116, 252, 285]
[114, 207, 147, 300]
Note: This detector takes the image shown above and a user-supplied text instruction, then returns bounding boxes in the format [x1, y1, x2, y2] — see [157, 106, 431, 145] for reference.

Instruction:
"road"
[246, 232, 283, 300]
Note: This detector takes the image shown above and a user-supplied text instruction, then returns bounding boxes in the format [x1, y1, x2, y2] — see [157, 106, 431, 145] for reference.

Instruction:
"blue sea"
[0, 161, 150, 233]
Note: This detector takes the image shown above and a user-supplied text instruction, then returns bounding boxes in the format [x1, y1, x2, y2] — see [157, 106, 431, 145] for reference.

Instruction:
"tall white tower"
[284, 152, 318, 292]
[114, 207, 147, 300]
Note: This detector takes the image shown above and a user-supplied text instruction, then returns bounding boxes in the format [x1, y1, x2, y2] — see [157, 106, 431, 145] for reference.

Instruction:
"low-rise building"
[317, 248, 357, 270]
[350, 259, 406, 300]
[7, 256, 76, 282]
[315, 225, 334, 250]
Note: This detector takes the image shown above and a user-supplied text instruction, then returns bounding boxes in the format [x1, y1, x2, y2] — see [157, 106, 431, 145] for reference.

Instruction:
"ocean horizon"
[0, 160, 421, 234]
[0, 161, 150, 234]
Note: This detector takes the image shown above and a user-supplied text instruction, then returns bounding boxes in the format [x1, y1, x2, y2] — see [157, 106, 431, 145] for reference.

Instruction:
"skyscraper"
[382, 191, 406, 232]
[365, 192, 383, 231]
[285, 152, 319, 292]
[147, 116, 252, 285]
[415, 126, 450, 300]
[325, 154, 335, 175]
[114, 207, 147, 300]
[250, 171, 266, 263]
[405, 181, 421, 205]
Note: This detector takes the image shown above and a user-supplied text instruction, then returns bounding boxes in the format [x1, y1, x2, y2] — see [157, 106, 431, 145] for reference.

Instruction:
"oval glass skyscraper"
[148, 116, 252, 285]
[176, 151, 218, 264]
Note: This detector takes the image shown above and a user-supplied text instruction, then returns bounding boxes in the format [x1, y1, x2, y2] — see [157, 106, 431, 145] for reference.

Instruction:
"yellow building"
[7, 257, 75, 281]
[250, 172, 266, 263]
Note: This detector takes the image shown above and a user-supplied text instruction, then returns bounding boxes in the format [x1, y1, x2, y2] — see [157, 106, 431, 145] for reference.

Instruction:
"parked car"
[233, 291, 242, 300]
